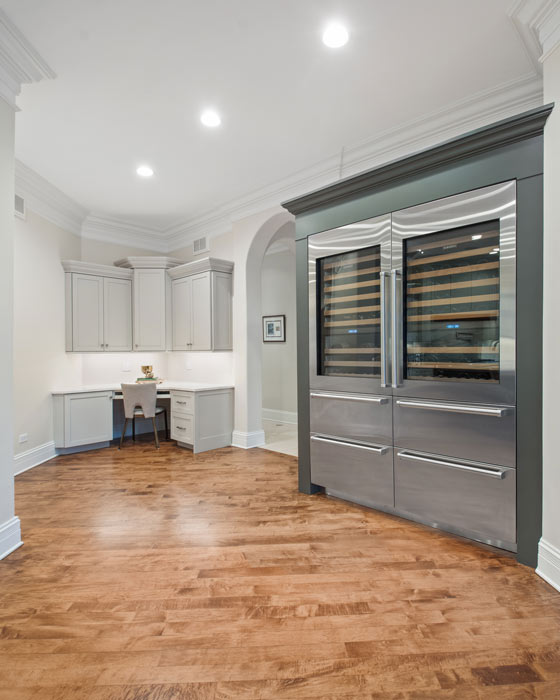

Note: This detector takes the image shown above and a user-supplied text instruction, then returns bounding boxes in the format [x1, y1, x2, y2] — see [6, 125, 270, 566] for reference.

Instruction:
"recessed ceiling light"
[200, 109, 221, 128]
[322, 22, 349, 48]
[472, 234, 482, 240]
[136, 165, 154, 177]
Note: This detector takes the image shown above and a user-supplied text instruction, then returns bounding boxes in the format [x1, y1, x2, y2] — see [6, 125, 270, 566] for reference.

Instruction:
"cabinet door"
[171, 277, 192, 350]
[72, 274, 104, 352]
[212, 272, 233, 350]
[104, 278, 132, 351]
[191, 272, 212, 351]
[134, 269, 166, 351]
[64, 392, 113, 447]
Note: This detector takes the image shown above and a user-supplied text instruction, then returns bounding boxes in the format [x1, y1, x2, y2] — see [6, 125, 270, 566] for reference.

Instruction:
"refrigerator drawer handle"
[397, 451, 508, 479]
[310, 392, 389, 404]
[395, 400, 510, 417]
[311, 435, 389, 455]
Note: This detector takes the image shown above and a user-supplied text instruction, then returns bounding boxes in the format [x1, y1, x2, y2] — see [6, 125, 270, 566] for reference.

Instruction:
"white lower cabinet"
[53, 392, 113, 449]
[170, 389, 233, 453]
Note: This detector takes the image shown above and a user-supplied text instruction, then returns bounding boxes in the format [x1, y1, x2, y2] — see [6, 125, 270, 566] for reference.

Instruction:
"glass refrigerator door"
[392, 181, 516, 405]
[308, 215, 392, 394]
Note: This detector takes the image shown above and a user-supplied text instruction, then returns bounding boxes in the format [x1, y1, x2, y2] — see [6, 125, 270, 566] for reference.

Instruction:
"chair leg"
[163, 409, 169, 440]
[119, 418, 128, 449]
[152, 418, 160, 449]
[132, 416, 136, 441]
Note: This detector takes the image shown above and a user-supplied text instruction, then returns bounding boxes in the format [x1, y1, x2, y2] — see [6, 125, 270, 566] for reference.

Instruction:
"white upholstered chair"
[119, 383, 168, 449]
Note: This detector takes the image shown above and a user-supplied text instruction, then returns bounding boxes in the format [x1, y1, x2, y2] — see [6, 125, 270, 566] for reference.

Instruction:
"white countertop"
[52, 381, 234, 395]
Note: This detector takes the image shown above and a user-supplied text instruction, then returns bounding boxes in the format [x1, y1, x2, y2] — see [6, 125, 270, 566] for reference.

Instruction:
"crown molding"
[0, 8, 55, 109]
[15, 159, 87, 235]
[81, 214, 165, 252]
[168, 257, 234, 279]
[114, 256, 183, 270]
[61, 259, 133, 280]
[510, 0, 560, 65]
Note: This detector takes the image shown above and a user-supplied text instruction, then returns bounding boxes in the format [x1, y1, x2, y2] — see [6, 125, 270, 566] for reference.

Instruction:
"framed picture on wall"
[263, 315, 286, 342]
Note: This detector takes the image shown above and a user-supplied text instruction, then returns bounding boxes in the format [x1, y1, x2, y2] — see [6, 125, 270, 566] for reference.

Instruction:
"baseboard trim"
[14, 441, 57, 476]
[262, 408, 298, 425]
[536, 538, 560, 593]
[231, 430, 266, 449]
[0, 517, 22, 561]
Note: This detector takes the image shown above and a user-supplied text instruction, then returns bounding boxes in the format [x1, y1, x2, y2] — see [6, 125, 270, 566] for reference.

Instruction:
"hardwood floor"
[1, 439, 560, 699]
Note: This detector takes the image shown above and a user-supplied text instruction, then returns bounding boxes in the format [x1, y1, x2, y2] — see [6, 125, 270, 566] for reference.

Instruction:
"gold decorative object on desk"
[136, 365, 162, 383]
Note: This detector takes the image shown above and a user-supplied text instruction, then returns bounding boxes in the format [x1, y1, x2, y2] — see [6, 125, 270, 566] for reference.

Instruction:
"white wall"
[261, 246, 297, 421]
[539, 45, 560, 591]
[0, 97, 20, 558]
[13, 211, 82, 461]
[81, 238, 162, 265]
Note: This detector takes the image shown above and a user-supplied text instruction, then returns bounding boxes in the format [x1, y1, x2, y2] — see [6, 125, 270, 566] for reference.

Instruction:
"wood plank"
[407, 261, 499, 281]
[324, 279, 380, 292]
[325, 318, 380, 327]
[407, 310, 499, 322]
[323, 265, 380, 282]
[324, 360, 381, 367]
[408, 361, 498, 370]
[325, 348, 379, 354]
[324, 292, 380, 303]
[407, 293, 499, 309]
[1, 438, 558, 698]
[407, 246, 498, 268]
[407, 277, 499, 294]
[407, 346, 499, 354]
[325, 305, 380, 315]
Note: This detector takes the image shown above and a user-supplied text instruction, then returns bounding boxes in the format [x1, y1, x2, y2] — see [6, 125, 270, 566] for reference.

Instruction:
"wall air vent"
[193, 236, 209, 255]
[14, 194, 25, 219]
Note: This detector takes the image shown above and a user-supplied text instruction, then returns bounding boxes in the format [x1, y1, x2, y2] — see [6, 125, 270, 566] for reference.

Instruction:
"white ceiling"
[2, 0, 540, 233]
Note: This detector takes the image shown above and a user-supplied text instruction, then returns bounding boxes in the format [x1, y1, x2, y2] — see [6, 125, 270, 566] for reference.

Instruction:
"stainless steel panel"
[391, 181, 516, 405]
[310, 392, 392, 446]
[311, 435, 394, 509]
[308, 214, 392, 394]
[393, 397, 515, 467]
[394, 449, 516, 550]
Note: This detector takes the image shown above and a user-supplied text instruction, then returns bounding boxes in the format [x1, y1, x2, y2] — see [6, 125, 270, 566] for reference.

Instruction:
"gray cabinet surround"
[283, 103, 553, 568]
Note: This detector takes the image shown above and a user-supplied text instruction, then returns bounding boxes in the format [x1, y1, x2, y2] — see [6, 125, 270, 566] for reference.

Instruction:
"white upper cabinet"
[169, 258, 233, 352]
[71, 273, 104, 352]
[64, 262, 133, 352]
[104, 277, 132, 351]
[133, 269, 167, 351]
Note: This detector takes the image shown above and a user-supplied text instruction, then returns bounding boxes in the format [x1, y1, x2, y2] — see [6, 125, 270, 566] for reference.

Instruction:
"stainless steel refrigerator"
[308, 181, 517, 551]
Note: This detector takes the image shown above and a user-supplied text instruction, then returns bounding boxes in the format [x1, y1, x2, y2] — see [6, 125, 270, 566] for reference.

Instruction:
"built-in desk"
[52, 382, 234, 454]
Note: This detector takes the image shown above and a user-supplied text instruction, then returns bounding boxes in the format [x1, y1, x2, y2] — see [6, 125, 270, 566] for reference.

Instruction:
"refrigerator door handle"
[310, 392, 389, 404]
[380, 271, 390, 387]
[397, 450, 508, 479]
[395, 399, 511, 417]
[391, 270, 403, 388]
[311, 435, 390, 455]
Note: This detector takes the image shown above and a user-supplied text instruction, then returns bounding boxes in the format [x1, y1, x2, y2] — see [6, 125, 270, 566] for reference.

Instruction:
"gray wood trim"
[516, 174, 543, 568]
[283, 104, 552, 217]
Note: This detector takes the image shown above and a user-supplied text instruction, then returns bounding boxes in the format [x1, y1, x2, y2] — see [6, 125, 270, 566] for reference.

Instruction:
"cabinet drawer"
[393, 398, 515, 467]
[171, 413, 193, 443]
[310, 435, 393, 510]
[310, 392, 392, 446]
[394, 449, 516, 550]
[171, 392, 194, 415]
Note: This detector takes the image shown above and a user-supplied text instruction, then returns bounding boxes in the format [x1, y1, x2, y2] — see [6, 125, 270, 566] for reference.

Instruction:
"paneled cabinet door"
[172, 277, 192, 350]
[190, 272, 212, 351]
[72, 274, 104, 352]
[134, 269, 166, 351]
[103, 277, 132, 351]
[64, 392, 113, 447]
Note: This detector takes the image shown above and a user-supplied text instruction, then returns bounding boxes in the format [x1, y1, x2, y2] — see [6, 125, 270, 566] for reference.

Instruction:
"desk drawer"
[171, 391, 194, 415]
[310, 391, 392, 446]
[393, 398, 515, 467]
[171, 413, 193, 443]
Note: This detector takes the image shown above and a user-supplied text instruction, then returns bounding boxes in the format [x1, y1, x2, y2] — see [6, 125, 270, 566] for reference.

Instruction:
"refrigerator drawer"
[394, 449, 516, 550]
[393, 398, 515, 467]
[310, 392, 392, 446]
[310, 434, 394, 509]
